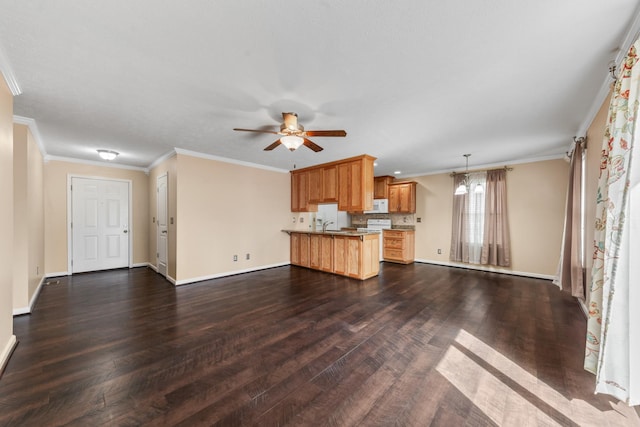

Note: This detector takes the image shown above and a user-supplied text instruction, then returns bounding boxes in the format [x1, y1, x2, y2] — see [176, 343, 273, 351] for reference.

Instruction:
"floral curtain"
[555, 140, 586, 298]
[584, 39, 640, 406]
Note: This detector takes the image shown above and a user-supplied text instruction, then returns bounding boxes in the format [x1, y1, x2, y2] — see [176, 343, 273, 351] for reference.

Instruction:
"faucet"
[322, 221, 334, 232]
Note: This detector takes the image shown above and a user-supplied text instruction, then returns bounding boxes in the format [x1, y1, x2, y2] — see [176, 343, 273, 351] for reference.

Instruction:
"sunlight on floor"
[435, 329, 640, 426]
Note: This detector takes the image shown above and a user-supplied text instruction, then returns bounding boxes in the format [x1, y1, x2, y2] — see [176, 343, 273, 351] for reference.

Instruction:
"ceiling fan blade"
[303, 138, 323, 152]
[304, 130, 347, 137]
[264, 140, 282, 151]
[233, 128, 280, 135]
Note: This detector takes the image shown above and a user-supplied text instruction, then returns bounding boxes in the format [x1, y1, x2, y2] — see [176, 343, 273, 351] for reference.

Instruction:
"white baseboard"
[175, 262, 290, 286]
[146, 263, 158, 272]
[131, 262, 151, 268]
[0, 335, 17, 376]
[45, 271, 69, 278]
[13, 275, 47, 316]
[413, 259, 556, 281]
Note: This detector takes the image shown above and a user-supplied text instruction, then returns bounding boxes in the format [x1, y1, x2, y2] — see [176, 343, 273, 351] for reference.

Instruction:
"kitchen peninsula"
[283, 230, 379, 280]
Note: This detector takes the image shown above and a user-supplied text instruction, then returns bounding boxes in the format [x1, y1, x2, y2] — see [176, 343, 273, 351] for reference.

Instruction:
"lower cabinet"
[290, 232, 379, 280]
[383, 229, 415, 264]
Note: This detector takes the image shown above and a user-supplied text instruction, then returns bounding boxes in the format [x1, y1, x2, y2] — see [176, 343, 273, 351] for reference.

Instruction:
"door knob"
[123, 230, 128, 234]
[162, 230, 167, 234]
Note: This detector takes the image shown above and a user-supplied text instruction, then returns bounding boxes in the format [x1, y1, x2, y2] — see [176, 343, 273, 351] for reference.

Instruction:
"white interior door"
[71, 177, 130, 273]
[157, 173, 168, 277]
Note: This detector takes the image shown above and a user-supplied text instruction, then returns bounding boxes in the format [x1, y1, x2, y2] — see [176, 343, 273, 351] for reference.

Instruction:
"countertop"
[282, 229, 379, 237]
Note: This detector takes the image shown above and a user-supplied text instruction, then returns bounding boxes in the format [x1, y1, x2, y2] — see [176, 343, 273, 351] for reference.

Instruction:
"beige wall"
[148, 154, 177, 279]
[584, 90, 612, 301]
[413, 158, 569, 277]
[0, 77, 16, 364]
[44, 161, 149, 274]
[174, 154, 291, 282]
[13, 124, 44, 311]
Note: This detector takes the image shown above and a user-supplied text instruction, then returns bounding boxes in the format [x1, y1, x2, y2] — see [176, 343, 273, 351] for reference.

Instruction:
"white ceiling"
[1, 1, 639, 176]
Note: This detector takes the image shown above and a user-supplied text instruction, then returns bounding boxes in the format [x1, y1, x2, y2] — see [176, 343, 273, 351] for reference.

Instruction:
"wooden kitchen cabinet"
[310, 233, 333, 271]
[290, 232, 310, 267]
[388, 181, 416, 213]
[374, 175, 395, 199]
[289, 231, 378, 280]
[337, 156, 375, 212]
[308, 165, 338, 204]
[333, 234, 379, 279]
[291, 170, 318, 212]
[383, 229, 415, 264]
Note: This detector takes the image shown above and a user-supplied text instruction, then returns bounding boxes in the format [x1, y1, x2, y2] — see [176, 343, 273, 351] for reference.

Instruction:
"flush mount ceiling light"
[454, 154, 483, 195]
[97, 149, 119, 161]
[280, 135, 304, 151]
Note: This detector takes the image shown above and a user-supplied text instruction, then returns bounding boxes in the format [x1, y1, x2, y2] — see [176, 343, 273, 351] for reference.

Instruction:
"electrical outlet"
[233, 255, 238, 261]
[437, 249, 442, 254]
[417, 217, 422, 223]
[299, 216, 304, 223]
[292, 216, 296, 223]
[246, 253, 250, 260]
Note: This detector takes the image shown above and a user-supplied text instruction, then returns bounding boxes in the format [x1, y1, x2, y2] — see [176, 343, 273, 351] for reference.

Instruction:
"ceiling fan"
[233, 112, 347, 152]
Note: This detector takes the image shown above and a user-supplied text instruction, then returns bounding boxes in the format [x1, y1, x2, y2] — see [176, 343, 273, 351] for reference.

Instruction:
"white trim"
[0, 335, 18, 376]
[174, 262, 290, 286]
[45, 271, 70, 278]
[400, 153, 566, 179]
[146, 262, 158, 272]
[413, 258, 556, 281]
[147, 150, 176, 171]
[67, 175, 134, 273]
[578, 298, 589, 319]
[0, 44, 21, 96]
[174, 148, 289, 173]
[131, 262, 152, 268]
[13, 275, 47, 316]
[166, 275, 177, 286]
[47, 155, 148, 173]
[13, 116, 47, 158]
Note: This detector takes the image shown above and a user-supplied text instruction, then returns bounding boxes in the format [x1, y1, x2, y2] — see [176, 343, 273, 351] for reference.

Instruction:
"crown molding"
[0, 44, 21, 96]
[13, 115, 47, 158]
[45, 155, 148, 173]
[147, 149, 177, 171]
[401, 153, 566, 178]
[173, 147, 289, 173]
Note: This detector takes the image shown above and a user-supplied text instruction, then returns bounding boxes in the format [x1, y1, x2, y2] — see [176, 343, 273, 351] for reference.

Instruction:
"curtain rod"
[567, 136, 587, 159]
[450, 165, 513, 177]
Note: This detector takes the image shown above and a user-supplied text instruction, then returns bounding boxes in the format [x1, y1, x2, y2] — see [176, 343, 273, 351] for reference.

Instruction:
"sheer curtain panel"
[480, 169, 511, 267]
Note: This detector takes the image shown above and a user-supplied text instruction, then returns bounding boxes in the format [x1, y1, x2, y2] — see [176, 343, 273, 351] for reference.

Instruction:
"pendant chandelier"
[454, 154, 483, 195]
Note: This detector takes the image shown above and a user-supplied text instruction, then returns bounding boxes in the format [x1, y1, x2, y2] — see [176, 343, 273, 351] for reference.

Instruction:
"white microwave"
[364, 199, 389, 214]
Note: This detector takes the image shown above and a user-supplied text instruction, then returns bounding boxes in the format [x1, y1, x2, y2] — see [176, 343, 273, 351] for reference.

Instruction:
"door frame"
[156, 172, 168, 278]
[67, 174, 133, 275]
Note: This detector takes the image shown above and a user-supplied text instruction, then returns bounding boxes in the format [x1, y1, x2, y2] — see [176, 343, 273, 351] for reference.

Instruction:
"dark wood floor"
[0, 264, 638, 426]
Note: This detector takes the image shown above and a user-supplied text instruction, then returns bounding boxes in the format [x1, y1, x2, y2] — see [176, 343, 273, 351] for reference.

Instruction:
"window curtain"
[554, 140, 586, 298]
[480, 169, 511, 267]
[450, 172, 486, 264]
[584, 39, 640, 406]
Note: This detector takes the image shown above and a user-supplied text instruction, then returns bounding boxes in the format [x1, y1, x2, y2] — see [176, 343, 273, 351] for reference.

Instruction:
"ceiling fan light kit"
[233, 112, 346, 152]
[280, 135, 304, 151]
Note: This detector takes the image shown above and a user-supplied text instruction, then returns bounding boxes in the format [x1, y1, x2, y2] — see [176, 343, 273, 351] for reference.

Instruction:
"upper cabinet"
[337, 156, 375, 212]
[291, 170, 318, 212]
[373, 175, 395, 199]
[291, 155, 375, 212]
[388, 181, 417, 213]
[308, 165, 338, 204]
